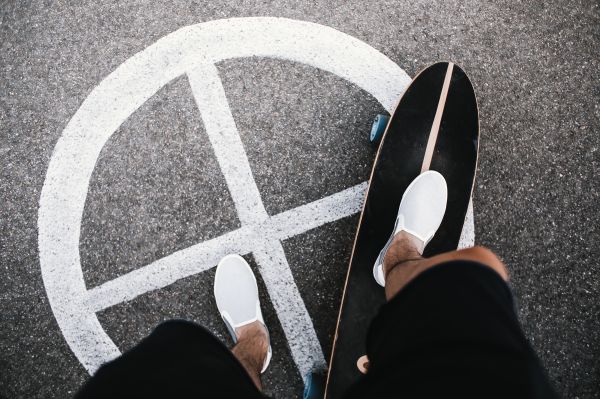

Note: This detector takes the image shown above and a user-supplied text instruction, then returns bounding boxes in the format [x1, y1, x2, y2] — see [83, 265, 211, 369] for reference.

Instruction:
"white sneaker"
[214, 254, 272, 373]
[373, 171, 448, 286]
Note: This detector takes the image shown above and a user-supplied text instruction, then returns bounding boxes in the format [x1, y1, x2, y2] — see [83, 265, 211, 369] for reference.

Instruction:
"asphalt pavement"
[1, 1, 598, 398]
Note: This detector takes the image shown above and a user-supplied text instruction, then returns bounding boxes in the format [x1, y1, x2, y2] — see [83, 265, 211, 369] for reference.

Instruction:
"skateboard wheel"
[369, 114, 390, 143]
[303, 371, 326, 399]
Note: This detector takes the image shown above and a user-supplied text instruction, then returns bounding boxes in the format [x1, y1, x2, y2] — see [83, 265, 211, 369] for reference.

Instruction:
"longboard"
[324, 62, 479, 398]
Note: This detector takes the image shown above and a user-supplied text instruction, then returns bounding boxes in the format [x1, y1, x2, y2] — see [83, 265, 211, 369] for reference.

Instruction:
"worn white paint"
[38, 17, 474, 380]
[459, 198, 475, 249]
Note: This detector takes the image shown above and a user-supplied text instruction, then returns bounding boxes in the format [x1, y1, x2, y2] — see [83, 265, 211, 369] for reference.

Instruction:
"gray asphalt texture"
[1, 1, 598, 398]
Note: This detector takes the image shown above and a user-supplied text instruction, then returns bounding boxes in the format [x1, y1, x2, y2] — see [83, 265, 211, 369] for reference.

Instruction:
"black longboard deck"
[325, 62, 479, 398]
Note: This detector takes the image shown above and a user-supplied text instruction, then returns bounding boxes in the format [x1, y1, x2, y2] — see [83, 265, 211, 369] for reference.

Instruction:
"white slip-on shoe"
[214, 254, 272, 373]
[373, 170, 448, 286]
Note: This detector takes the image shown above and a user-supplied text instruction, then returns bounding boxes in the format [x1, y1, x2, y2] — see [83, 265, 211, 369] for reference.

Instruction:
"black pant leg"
[75, 320, 268, 399]
[345, 261, 559, 399]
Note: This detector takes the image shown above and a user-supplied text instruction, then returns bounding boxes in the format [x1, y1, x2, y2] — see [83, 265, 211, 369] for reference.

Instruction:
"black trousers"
[76, 261, 558, 398]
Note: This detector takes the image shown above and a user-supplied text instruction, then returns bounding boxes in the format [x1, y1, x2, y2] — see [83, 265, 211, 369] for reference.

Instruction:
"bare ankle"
[383, 231, 424, 275]
[236, 321, 268, 344]
[232, 321, 269, 389]
[235, 321, 269, 365]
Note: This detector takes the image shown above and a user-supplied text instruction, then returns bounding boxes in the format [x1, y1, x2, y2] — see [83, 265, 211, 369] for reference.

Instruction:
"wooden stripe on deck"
[421, 63, 454, 172]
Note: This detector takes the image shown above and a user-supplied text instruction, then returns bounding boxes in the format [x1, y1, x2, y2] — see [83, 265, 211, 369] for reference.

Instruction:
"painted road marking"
[38, 17, 475, 380]
[84, 183, 368, 312]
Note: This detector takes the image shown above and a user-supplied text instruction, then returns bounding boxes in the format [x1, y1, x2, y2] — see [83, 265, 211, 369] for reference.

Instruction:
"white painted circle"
[38, 17, 475, 378]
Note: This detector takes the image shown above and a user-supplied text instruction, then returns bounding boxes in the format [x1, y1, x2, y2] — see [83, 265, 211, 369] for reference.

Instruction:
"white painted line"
[85, 182, 366, 313]
[38, 17, 473, 378]
[421, 63, 454, 173]
[458, 198, 475, 249]
[84, 227, 254, 312]
[189, 61, 326, 376]
[267, 182, 367, 241]
[254, 241, 327, 376]
[188, 64, 269, 225]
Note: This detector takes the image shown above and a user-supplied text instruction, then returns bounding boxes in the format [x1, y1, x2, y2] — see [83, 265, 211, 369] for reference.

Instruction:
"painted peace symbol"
[38, 17, 474, 379]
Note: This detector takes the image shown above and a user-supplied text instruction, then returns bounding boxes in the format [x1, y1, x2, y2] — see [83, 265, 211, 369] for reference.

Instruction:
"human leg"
[347, 261, 558, 398]
[345, 172, 557, 398]
[214, 254, 272, 390]
[76, 255, 272, 398]
[231, 321, 270, 390]
[382, 231, 508, 300]
[75, 320, 268, 399]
